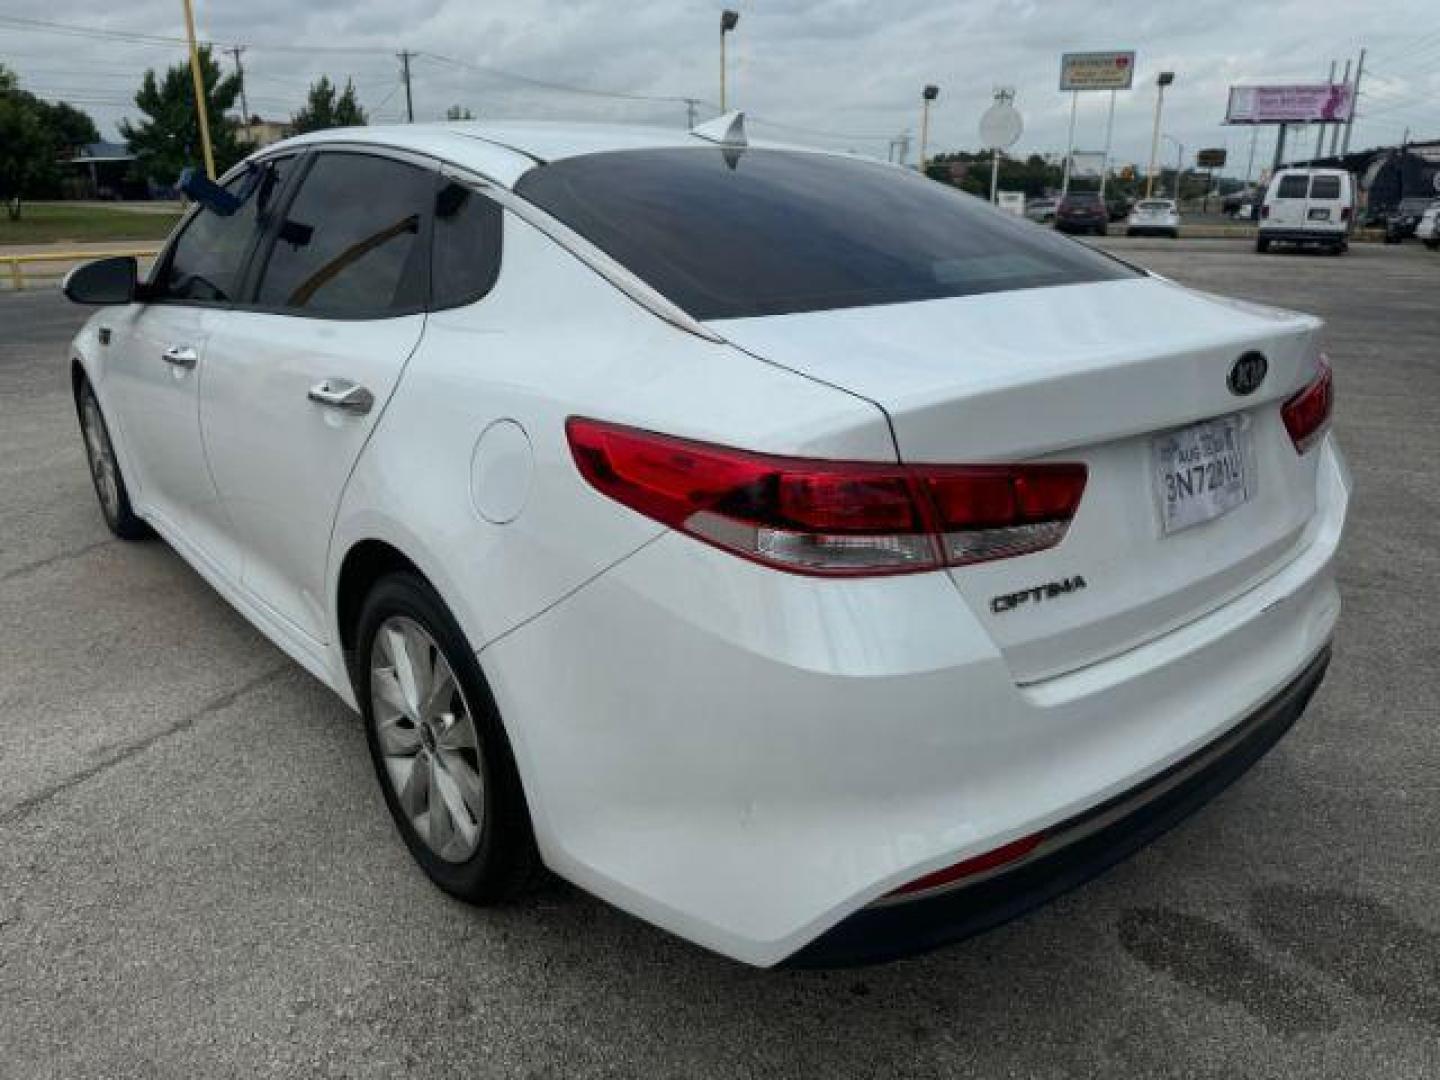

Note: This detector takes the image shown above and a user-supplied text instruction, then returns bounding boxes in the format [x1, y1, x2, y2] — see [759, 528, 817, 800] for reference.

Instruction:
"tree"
[0, 64, 103, 217]
[0, 68, 47, 219]
[34, 99, 99, 153]
[120, 47, 242, 188]
[291, 76, 368, 135]
[445, 105, 475, 121]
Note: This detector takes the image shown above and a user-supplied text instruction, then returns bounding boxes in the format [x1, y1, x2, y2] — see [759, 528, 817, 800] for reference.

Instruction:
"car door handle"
[162, 345, 198, 369]
[307, 378, 375, 416]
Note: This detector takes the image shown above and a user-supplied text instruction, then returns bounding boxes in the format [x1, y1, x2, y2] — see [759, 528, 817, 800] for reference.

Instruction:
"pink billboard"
[1226, 84, 1355, 124]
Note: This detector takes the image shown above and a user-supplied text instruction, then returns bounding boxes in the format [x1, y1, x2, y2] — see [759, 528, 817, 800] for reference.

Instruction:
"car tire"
[356, 571, 541, 904]
[1424, 240, 1438, 250]
[1126, 229, 1137, 237]
[76, 380, 151, 542]
[1168, 229, 1179, 240]
[1255, 237, 1271, 254]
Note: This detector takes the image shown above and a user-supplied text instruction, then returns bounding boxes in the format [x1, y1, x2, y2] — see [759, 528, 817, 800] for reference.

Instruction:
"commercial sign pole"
[1100, 88, 1117, 197]
[979, 88, 1022, 203]
[1315, 61, 1336, 159]
[1058, 51, 1134, 196]
[1328, 59, 1351, 156]
[1061, 90, 1079, 195]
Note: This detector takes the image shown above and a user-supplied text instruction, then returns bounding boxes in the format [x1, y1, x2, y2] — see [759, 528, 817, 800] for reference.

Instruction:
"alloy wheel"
[81, 393, 120, 523]
[370, 615, 486, 863]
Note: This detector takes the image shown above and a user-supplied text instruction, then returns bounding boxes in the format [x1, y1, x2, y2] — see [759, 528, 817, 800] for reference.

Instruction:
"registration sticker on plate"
[1152, 414, 1253, 535]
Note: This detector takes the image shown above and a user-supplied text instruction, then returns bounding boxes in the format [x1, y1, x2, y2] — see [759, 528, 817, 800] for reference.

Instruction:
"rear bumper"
[1126, 225, 1178, 236]
[786, 643, 1329, 967]
[1259, 227, 1347, 244]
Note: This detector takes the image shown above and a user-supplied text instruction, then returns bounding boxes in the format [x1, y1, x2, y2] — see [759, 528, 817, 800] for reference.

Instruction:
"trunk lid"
[710, 276, 1326, 682]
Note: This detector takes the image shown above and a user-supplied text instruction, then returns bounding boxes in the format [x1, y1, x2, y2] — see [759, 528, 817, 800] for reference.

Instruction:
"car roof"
[262, 119, 824, 188]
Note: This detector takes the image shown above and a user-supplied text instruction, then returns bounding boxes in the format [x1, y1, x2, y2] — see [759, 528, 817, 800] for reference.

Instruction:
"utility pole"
[398, 50, 415, 122]
[1273, 124, 1288, 171]
[684, 98, 699, 129]
[180, 0, 215, 179]
[1244, 125, 1258, 190]
[1329, 59, 1351, 157]
[1315, 60, 1335, 160]
[1341, 47, 1365, 155]
[226, 45, 248, 123]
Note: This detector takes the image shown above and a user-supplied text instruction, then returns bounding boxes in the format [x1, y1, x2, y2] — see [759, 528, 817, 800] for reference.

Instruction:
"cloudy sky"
[1, 0, 1435, 177]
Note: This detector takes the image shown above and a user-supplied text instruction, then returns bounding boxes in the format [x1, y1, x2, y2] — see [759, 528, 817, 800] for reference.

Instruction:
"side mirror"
[62, 256, 137, 306]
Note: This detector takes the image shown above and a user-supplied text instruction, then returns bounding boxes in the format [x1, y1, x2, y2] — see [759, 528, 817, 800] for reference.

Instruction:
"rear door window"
[1276, 175, 1310, 199]
[516, 148, 1136, 321]
[254, 153, 433, 316]
[1309, 175, 1342, 199]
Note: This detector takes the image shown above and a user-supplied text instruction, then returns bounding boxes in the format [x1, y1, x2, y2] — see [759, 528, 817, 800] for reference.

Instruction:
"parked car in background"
[1257, 168, 1353, 254]
[62, 119, 1347, 968]
[1417, 204, 1440, 249]
[1223, 187, 1259, 216]
[1055, 191, 1108, 235]
[1106, 194, 1133, 222]
[1384, 197, 1438, 244]
[1126, 198, 1181, 238]
[1024, 196, 1058, 223]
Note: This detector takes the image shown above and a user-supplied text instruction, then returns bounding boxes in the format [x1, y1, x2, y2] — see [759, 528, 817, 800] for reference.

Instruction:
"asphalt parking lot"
[1, 239, 1437, 1079]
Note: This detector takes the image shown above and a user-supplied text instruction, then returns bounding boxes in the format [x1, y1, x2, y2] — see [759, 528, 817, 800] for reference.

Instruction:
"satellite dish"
[979, 103, 1023, 151]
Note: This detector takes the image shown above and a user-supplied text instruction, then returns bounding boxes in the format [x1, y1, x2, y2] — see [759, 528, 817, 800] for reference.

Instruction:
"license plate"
[1152, 415, 1253, 535]
[1308, 208, 1331, 220]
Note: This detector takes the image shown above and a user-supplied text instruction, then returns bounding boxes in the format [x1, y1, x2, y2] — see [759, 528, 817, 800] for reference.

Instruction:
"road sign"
[979, 102, 1023, 150]
[1060, 51, 1136, 92]
[1197, 148, 1227, 168]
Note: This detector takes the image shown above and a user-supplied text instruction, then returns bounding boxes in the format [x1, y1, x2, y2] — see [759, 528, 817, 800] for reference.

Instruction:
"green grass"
[0, 203, 182, 247]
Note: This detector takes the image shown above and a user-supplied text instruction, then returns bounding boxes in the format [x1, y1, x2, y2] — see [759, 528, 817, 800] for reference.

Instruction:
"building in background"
[236, 118, 291, 149]
[63, 141, 142, 200]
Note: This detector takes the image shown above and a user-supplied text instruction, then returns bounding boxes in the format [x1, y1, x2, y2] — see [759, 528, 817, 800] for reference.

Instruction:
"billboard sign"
[1226, 84, 1355, 124]
[1060, 51, 1136, 92]
[1196, 148, 1227, 168]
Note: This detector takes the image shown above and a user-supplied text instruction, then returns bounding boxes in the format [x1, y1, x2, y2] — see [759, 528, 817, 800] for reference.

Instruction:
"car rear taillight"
[1261, 204, 1271, 219]
[566, 419, 1087, 577]
[1281, 355, 1334, 453]
[1341, 206, 1352, 222]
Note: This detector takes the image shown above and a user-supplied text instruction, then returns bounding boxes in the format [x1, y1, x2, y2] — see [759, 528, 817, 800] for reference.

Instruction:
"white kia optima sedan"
[63, 117, 1348, 968]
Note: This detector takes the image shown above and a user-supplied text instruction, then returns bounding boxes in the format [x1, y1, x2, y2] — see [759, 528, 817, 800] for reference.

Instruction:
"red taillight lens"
[566, 418, 1087, 576]
[1261, 204, 1270, 219]
[1281, 356, 1334, 454]
[1341, 206, 1352, 222]
[886, 833, 1045, 898]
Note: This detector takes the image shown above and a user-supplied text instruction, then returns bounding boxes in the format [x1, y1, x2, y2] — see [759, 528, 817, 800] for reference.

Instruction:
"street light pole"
[1145, 71, 1174, 198]
[719, 10, 739, 112]
[919, 84, 939, 174]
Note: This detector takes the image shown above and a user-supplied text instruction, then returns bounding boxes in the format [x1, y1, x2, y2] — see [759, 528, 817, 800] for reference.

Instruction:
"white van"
[1257, 168, 1354, 254]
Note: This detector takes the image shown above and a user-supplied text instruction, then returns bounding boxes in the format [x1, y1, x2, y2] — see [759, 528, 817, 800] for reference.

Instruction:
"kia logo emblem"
[1228, 352, 1268, 396]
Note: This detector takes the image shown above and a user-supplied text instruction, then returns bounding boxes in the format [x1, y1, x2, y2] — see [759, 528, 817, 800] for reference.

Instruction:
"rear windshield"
[1136, 201, 1172, 211]
[1310, 175, 1342, 199]
[515, 148, 1137, 321]
[1063, 193, 1103, 205]
[1276, 175, 1310, 199]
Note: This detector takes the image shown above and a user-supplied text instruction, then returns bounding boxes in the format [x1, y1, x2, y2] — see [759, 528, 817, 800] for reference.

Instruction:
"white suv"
[62, 120, 1348, 967]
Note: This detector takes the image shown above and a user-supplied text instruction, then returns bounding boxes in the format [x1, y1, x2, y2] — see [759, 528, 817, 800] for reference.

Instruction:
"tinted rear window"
[515, 148, 1136, 321]
[1309, 175, 1342, 199]
[1276, 175, 1310, 199]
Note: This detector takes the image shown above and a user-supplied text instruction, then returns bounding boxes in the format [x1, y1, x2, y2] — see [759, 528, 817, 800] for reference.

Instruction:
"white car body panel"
[68, 121, 1350, 967]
